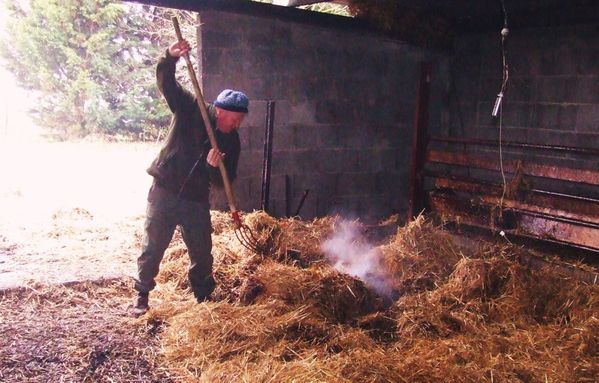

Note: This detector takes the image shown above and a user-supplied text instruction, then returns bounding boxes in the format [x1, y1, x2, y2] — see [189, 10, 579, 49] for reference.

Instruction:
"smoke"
[320, 219, 394, 299]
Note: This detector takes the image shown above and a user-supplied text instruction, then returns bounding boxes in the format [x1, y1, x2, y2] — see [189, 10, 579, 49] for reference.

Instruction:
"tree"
[0, 0, 195, 140]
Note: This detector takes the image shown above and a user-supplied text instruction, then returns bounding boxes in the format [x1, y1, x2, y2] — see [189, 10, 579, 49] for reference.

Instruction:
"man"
[133, 38, 249, 316]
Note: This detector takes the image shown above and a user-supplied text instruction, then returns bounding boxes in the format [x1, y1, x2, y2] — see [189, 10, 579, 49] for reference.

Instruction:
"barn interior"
[131, 0, 599, 260]
[1, 0, 598, 381]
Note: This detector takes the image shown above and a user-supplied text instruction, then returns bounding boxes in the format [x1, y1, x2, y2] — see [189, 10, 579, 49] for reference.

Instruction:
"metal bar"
[531, 189, 599, 204]
[260, 101, 275, 212]
[285, 174, 292, 217]
[427, 150, 599, 185]
[294, 189, 310, 217]
[429, 135, 599, 156]
[407, 62, 433, 220]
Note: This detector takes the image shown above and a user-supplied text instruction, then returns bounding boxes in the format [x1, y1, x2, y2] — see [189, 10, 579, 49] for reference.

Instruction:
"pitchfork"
[172, 17, 264, 255]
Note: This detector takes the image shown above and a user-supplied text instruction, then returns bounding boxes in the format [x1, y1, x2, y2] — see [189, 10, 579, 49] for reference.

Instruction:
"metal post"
[294, 189, 310, 217]
[285, 174, 292, 217]
[407, 62, 433, 221]
[260, 101, 275, 212]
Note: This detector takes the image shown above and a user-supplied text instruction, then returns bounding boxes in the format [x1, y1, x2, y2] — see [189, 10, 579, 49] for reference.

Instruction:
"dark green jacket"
[147, 49, 240, 203]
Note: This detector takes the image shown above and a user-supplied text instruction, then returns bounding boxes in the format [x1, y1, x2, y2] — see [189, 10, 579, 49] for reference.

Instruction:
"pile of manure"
[138, 211, 598, 383]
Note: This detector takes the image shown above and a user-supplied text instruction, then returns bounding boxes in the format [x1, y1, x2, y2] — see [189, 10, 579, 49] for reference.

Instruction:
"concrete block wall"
[199, 9, 445, 220]
[443, 23, 599, 178]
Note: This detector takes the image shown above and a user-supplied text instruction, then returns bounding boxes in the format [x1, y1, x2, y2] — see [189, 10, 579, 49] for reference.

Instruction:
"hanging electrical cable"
[493, 0, 510, 211]
[493, 0, 510, 118]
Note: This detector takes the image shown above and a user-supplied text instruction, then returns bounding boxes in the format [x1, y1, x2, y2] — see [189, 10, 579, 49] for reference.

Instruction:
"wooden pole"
[172, 16, 241, 226]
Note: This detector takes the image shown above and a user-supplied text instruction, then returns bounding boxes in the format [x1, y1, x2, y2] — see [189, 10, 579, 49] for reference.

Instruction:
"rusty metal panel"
[429, 191, 599, 252]
[518, 214, 599, 249]
[432, 176, 599, 225]
[481, 196, 599, 226]
[427, 150, 599, 185]
[428, 191, 492, 227]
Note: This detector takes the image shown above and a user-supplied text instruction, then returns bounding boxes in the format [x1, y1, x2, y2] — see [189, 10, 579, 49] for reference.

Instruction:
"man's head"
[214, 89, 249, 133]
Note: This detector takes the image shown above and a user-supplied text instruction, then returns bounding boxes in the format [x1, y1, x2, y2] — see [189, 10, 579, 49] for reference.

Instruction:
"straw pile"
[140, 211, 598, 382]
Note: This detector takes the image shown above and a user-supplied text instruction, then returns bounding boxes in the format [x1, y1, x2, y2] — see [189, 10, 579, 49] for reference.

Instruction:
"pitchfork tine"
[234, 224, 264, 255]
[230, 211, 264, 254]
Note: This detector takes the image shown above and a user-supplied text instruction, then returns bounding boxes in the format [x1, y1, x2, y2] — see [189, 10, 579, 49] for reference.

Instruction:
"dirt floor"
[0, 140, 154, 289]
[0, 139, 167, 381]
[0, 279, 171, 382]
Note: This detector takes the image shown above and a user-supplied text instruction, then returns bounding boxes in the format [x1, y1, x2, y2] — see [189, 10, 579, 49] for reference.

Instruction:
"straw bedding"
[1, 210, 595, 381]
[139, 211, 599, 382]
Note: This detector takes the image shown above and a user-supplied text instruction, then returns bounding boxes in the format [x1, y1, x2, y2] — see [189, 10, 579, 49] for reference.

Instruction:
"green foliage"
[250, 1, 350, 16]
[299, 3, 351, 17]
[0, 0, 195, 140]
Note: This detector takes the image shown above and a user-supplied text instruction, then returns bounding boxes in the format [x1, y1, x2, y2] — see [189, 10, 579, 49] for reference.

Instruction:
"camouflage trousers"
[134, 181, 215, 300]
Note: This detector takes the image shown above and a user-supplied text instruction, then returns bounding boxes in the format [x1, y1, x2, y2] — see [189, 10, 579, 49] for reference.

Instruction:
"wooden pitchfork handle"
[172, 17, 242, 228]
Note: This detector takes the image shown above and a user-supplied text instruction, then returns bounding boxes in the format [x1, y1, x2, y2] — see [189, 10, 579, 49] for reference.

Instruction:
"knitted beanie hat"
[214, 89, 249, 113]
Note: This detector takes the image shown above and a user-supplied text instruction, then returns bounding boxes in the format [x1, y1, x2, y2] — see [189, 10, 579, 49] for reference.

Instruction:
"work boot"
[191, 275, 216, 304]
[196, 294, 213, 304]
[132, 292, 149, 317]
